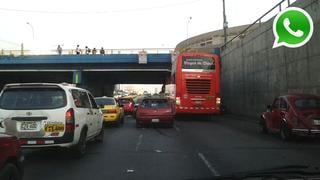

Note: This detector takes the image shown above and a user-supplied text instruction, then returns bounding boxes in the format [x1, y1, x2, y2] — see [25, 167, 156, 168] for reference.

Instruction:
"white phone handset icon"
[283, 18, 304, 37]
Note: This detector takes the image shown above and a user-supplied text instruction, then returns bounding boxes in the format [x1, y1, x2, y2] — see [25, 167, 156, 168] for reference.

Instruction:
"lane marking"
[198, 152, 220, 177]
[135, 134, 143, 151]
[174, 125, 180, 132]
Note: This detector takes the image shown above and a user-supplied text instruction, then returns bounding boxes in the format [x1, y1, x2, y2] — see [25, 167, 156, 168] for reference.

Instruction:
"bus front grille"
[185, 79, 211, 94]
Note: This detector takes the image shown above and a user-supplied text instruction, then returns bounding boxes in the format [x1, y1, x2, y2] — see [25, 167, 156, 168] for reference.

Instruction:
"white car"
[0, 83, 104, 157]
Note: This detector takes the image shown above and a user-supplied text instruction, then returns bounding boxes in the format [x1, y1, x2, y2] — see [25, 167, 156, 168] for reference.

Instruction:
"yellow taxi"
[94, 97, 124, 126]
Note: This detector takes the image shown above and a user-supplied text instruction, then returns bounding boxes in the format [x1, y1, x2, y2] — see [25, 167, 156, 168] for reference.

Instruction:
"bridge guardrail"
[0, 48, 174, 56]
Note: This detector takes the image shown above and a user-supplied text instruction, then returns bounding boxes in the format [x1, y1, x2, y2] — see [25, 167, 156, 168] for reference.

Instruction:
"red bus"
[165, 52, 221, 115]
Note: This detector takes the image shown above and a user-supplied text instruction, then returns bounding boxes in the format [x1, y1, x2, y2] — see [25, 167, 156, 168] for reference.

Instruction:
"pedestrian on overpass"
[76, 45, 81, 55]
[57, 45, 62, 55]
[100, 47, 105, 55]
[92, 48, 97, 55]
[85, 46, 91, 55]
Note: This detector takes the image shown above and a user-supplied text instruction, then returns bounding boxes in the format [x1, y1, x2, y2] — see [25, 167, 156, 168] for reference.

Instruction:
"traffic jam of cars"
[1, 82, 320, 180]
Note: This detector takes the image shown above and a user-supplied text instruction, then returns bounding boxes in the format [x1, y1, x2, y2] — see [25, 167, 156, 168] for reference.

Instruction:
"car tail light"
[216, 97, 221, 105]
[65, 108, 75, 132]
[107, 109, 117, 113]
[176, 97, 181, 105]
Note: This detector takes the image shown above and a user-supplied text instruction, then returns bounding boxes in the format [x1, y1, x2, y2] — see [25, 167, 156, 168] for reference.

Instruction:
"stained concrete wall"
[221, 0, 320, 117]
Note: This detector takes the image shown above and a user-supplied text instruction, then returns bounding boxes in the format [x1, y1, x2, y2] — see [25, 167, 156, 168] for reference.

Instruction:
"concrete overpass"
[0, 53, 172, 96]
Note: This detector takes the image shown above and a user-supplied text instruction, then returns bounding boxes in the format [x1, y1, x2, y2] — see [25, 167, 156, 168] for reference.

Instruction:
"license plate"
[152, 119, 159, 123]
[20, 121, 38, 131]
[314, 120, 320, 125]
[44, 124, 65, 132]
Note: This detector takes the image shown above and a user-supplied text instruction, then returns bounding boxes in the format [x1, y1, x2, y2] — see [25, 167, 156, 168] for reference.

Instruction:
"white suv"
[0, 83, 104, 157]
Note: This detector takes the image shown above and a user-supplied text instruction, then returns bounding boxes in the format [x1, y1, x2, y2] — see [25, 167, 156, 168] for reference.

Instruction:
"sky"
[0, 0, 294, 51]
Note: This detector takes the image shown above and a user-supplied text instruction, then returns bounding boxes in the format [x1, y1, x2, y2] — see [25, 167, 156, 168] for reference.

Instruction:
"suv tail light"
[65, 108, 75, 132]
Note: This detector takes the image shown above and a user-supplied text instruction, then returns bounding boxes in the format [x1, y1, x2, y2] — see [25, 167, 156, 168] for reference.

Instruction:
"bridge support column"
[73, 71, 82, 85]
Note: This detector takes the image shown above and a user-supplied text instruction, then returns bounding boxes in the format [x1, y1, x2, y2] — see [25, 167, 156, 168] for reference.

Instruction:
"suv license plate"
[20, 121, 38, 131]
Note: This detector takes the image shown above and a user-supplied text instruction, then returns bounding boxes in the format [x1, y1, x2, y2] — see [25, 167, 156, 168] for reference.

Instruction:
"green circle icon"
[273, 7, 314, 48]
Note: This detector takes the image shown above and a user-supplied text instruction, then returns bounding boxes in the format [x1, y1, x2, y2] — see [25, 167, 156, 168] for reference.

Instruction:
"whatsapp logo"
[273, 7, 313, 48]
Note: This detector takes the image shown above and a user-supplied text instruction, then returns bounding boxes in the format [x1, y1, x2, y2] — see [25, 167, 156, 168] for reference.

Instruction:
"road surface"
[23, 115, 320, 180]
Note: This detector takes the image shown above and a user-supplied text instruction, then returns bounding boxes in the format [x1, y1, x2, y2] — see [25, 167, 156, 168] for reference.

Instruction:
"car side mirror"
[267, 105, 272, 111]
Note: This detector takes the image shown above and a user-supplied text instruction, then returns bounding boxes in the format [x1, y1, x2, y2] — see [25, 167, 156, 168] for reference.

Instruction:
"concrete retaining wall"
[221, 0, 320, 117]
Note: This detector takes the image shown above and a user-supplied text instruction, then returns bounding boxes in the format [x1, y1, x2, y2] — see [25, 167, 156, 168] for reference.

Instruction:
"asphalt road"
[23, 115, 320, 180]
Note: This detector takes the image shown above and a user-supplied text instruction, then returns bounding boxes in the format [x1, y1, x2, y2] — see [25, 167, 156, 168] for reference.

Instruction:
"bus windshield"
[182, 56, 215, 71]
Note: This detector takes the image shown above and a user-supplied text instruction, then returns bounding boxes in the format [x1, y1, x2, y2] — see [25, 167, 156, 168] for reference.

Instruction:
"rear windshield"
[0, 88, 67, 110]
[295, 98, 320, 110]
[182, 56, 215, 71]
[95, 98, 115, 106]
[118, 99, 132, 104]
[142, 99, 170, 108]
[134, 97, 145, 104]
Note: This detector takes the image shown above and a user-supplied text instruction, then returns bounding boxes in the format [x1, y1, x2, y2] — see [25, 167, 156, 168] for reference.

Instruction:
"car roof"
[3, 82, 87, 91]
[281, 94, 320, 99]
[142, 98, 168, 101]
[95, 96, 114, 100]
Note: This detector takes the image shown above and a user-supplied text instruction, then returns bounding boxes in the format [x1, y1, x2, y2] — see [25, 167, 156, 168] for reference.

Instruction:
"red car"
[118, 98, 135, 114]
[136, 98, 175, 128]
[0, 134, 24, 180]
[260, 94, 320, 140]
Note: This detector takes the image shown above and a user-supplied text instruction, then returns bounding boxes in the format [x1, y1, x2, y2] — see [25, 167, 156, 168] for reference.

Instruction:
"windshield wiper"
[189, 165, 320, 180]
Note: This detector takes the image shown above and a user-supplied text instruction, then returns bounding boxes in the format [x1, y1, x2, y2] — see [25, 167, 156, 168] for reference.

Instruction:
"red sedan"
[118, 98, 135, 114]
[0, 134, 24, 180]
[260, 94, 320, 140]
[136, 98, 175, 128]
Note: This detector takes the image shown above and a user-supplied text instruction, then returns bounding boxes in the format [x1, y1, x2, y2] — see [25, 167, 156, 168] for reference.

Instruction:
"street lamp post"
[26, 22, 34, 40]
[186, 16, 192, 46]
[222, 0, 228, 44]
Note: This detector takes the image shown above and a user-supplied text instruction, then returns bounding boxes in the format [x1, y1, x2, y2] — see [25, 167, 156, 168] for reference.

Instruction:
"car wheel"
[280, 123, 291, 141]
[73, 129, 87, 158]
[260, 118, 268, 134]
[0, 163, 22, 180]
[96, 127, 104, 143]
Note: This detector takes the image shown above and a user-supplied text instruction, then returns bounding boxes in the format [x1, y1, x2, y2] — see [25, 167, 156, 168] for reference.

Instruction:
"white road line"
[135, 134, 143, 151]
[198, 153, 220, 177]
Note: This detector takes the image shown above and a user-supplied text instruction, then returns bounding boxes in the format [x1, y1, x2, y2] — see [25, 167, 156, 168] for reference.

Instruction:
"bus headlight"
[176, 97, 181, 105]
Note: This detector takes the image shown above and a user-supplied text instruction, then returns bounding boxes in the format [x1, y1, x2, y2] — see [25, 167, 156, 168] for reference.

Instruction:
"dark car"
[118, 98, 135, 114]
[136, 98, 175, 128]
[260, 94, 320, 140]
[133, 96, 146, 118]
[0, 134, 24, 180]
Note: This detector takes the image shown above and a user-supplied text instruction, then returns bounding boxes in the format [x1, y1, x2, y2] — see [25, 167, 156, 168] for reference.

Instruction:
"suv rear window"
[118, 99, 132, 104]
[142, 99, 170, 108]
[0, 88, 67, 110]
